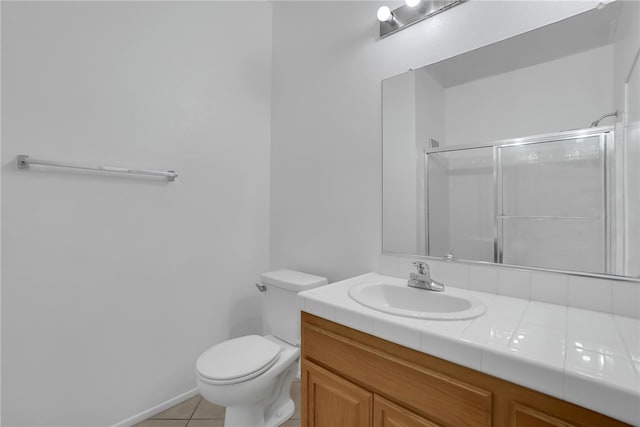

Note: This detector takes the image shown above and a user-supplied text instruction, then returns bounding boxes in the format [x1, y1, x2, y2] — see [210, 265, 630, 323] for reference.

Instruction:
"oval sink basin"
[348, 282, 486, 320]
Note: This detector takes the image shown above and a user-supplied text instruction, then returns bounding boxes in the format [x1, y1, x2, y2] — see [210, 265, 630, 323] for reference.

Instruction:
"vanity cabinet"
[300, 312, 630, 427]
[303, 361, 440, 427]
[304, 361, 372, 427]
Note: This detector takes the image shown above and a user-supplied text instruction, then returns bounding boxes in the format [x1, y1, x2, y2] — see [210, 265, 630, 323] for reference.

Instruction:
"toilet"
[195, 269, 328, 427]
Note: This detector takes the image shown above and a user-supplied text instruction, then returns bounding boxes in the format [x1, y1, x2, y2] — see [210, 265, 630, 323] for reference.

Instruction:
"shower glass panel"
[500, 218, 605, 273]
[497, 136, 607, 273]
[422, 128, 615, 275]
[426, 147, 494, 262]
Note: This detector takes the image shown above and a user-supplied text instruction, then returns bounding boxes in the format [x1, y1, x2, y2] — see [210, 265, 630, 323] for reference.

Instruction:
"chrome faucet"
[444, 249, 456, 261]
[408, 261, 445, 292]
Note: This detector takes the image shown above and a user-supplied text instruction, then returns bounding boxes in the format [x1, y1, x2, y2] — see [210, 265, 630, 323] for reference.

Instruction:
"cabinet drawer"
[375, 395, 444, 427]
[510, 403, 578, 427]
[303, 321, 492, 427]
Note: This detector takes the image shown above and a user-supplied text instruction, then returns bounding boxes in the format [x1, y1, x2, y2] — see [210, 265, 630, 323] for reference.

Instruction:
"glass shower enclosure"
[425, 127, 616, 276]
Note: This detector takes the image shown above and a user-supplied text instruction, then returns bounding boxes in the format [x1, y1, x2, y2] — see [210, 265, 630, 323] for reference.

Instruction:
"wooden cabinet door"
[374, 395, 443, 427]
[511, 403, 578, 427]
[302, 361, 373, 427]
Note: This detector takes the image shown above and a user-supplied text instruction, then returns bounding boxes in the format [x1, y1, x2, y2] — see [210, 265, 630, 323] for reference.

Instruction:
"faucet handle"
[412, 261, 430, 275]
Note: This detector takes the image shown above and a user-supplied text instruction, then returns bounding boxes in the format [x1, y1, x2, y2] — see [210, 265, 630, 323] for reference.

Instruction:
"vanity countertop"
[297, 272, 640, 426]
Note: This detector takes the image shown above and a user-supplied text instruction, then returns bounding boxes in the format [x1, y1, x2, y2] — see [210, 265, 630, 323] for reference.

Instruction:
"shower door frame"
[424, 126, 615, 274]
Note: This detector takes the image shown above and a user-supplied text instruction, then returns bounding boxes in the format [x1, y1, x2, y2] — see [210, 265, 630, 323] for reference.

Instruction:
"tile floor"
[134, 380, 301, 427]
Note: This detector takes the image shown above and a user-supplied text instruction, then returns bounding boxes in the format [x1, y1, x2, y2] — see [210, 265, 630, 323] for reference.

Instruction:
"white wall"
[382, 71, 417, 254]
[381, 68, 447, 256]
[414, 69, 446, 256]
[445, 45, 615, 146]
[1, 2, 272, 426]
[270, 0, 598, 283]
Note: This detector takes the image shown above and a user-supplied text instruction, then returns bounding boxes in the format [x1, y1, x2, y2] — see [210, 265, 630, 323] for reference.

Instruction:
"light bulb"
[405, 0, 421, 7]
[377, 6, 392, 22]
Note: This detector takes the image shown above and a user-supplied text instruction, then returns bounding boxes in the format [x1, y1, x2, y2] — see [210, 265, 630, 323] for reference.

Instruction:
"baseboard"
[111, 387, 200, 427]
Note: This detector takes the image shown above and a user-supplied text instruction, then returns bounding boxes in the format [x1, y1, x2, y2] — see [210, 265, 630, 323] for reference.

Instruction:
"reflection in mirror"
[498, 135, 607, 273]
[382, 1, 640, 278]
[426, 147, 494, 263]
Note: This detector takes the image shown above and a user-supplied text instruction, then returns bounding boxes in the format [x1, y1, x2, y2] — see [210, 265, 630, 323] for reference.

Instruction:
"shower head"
[590, 111, 617, 127]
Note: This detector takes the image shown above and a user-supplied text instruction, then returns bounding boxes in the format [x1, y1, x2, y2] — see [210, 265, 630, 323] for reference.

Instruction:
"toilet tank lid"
[261, 269, 328, 291]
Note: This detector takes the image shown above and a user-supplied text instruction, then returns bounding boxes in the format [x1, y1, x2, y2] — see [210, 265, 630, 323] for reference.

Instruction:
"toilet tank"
[261, 269, 328, 346]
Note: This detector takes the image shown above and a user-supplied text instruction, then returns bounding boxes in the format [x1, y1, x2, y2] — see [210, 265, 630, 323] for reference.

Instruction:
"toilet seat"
[196, 335, 282, 385]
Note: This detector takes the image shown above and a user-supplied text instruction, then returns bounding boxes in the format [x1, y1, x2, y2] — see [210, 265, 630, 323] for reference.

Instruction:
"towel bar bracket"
[17, 155, 29, 170]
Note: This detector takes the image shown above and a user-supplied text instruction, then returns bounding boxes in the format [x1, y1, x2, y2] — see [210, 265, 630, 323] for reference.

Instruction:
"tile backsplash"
[376, 255, 640, 318]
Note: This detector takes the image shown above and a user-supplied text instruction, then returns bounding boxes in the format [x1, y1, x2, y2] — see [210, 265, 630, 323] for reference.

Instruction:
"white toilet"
[195, 269, 328, 427]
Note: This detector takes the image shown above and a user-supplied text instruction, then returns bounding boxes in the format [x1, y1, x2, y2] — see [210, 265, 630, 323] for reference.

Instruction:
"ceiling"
[424, 1, 622, 88]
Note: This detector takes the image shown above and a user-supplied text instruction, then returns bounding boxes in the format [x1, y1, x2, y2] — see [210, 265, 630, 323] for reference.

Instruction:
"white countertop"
[298, 272, 640, 426]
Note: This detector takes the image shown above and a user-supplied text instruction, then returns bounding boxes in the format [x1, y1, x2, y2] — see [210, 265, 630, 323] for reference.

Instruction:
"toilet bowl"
[195, 270, 327, 427]
[196, 335, 299, 427]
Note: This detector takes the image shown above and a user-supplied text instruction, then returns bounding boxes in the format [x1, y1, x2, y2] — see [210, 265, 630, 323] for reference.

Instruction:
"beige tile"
[290, 380, 301, 420]
[133, 420, 188, 427]
[281, 420, 301, 427]
[186, 420, 224, 427]
[152, 396, 201, 420]
[192, 397, 226, 419]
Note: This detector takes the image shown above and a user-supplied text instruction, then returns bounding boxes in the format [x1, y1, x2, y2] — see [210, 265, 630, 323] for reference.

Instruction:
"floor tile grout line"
[188, 396, 202, 421]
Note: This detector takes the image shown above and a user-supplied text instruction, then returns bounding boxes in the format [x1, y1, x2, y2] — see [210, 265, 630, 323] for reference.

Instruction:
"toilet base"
[213, 358, 298, 427]
[224, 404, 264, 427]
[224, 397, 294, 427]
[264, 398, 295, 427]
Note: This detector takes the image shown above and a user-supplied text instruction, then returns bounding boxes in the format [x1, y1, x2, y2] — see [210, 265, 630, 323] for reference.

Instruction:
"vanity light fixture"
[376, 5, 394, 22]
[378, 0, 466, 39]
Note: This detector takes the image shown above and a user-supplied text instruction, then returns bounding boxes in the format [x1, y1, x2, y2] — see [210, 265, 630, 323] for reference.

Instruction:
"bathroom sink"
[348, 282, 486, 320]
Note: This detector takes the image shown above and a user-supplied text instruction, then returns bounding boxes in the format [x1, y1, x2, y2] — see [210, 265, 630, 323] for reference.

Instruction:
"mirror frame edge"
[380, 250, 640, 283]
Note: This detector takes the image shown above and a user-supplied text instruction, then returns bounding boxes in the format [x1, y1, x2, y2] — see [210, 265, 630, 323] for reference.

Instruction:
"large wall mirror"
[382, 1, 640, 279]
